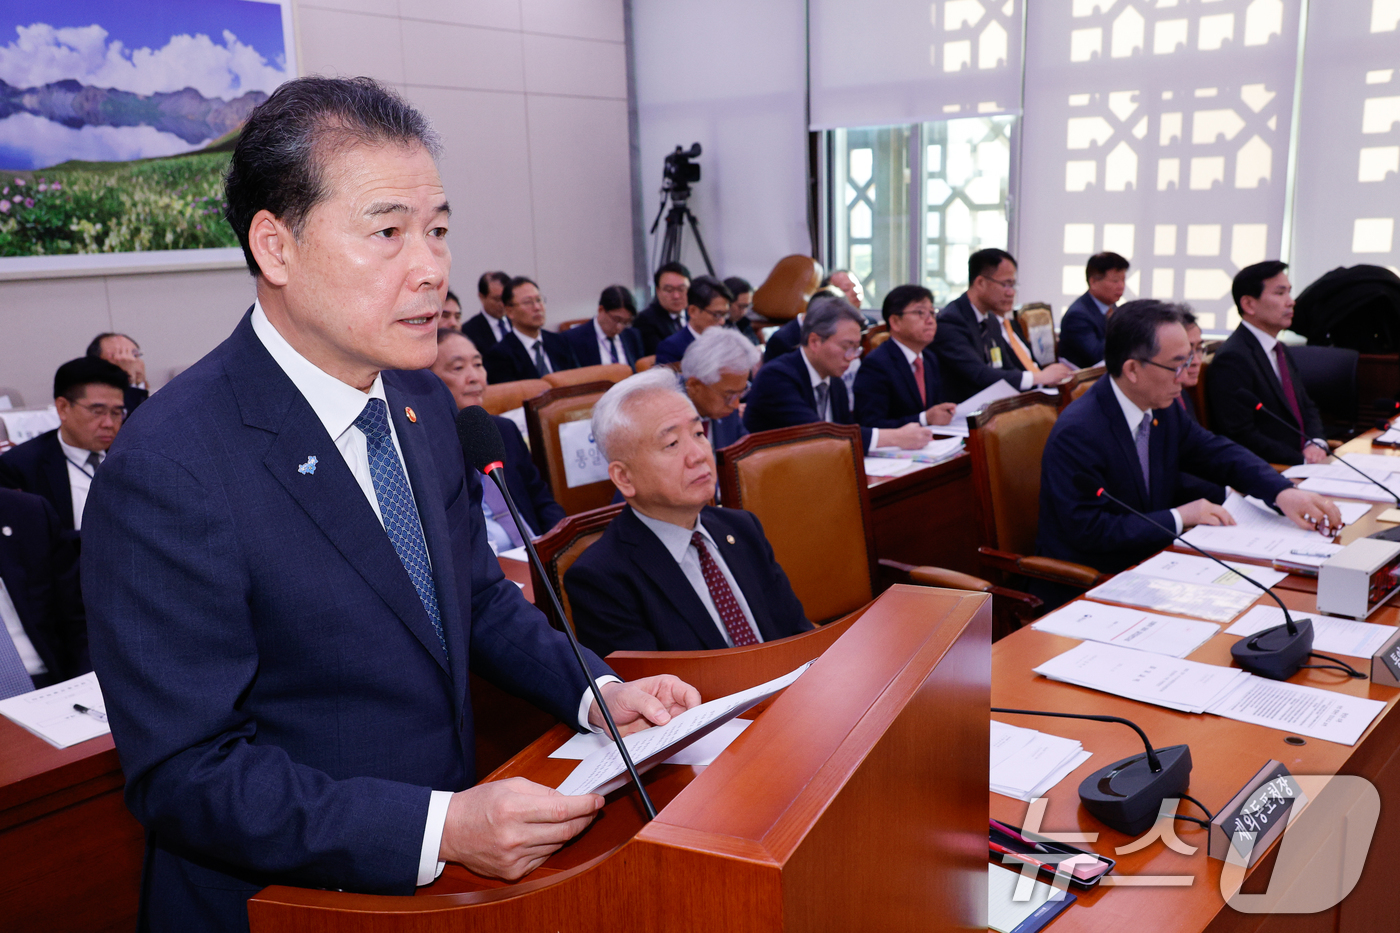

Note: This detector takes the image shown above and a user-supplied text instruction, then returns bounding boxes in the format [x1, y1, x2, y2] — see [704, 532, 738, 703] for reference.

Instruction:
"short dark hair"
[687, 275, 733, 310]
[1104, 299, 1188, 377]
[653, 261, 691, 287]
[969, 248, 1016, 285]
[54, 357, 129, 401]
[801, 296, 865, 344]
[881, 284, 935, 323]
[443, 290, 460, 306]
[225, 76, 440, 277]
[723, 276, 752, 298]
[599, 284, 636, 315]
[501, 276, 538, 307]
[1181, 308, 1198, 330]
[477, 270, 509, 296]
[1086, 252, 1130, 282]
[436, 327, 465, 345]
[85, 332, 138, 358]
[1232, 260, 1289, 312]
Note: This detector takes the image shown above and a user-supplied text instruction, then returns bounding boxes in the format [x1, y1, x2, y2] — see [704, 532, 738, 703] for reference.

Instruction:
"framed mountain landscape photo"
[0, 0, 295, 272]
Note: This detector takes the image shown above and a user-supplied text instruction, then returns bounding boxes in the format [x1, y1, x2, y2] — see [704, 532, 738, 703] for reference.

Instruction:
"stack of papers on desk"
[1133, 551, 1288, 591]
[867, 436, 963, 464]
[862, 457, 918, 477]
[1225, 606, 1396, 658]
[928, 381, 1021, 437]
[1031, 601, 1219, 658]
[1297, 477, 1398, 502]
[1180, 493, 1365, 562]
[990, 721, 1092, 800]
[0, 672, 109, 748]
[1085, 550, 1292, 623]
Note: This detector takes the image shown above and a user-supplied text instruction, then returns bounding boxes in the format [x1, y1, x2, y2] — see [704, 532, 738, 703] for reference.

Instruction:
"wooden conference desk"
[992, 433, 1400, 932]
[867, 450, 981, 576]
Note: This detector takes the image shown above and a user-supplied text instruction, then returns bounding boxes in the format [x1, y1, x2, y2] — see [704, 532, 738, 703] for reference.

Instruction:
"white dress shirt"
[890, 337, 932, 426]
[592, 319, 624, 365]
[799, 349, 881, 447]
[969, 300, 1035, 391]
[631, 510, 762, 646]
[1109, 377, 1183, 534]
[517, 331, 552, 374]
[251, 303, 614, 886]
[1239, 321, 1324, 449]
[56, 433, 102, 531]
[0, 577, 46, 676]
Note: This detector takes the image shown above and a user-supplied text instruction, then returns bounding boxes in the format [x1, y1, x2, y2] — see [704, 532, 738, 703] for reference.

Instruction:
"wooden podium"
[248, 585, 990, 932]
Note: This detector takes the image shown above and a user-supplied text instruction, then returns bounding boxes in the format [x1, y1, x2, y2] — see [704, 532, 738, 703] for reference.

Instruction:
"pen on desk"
[73, 703, 107, 723]
[990, 818, 1049, 852]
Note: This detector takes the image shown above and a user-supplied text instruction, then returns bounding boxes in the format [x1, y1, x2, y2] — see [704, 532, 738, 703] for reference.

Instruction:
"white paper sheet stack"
[990, 721, 1092, 800]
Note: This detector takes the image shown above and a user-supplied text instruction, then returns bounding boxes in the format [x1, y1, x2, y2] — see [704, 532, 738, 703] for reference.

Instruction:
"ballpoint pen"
[73, 703, 107, 723]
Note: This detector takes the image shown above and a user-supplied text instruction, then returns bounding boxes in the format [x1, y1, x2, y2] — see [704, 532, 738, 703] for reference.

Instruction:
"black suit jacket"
[762, 318, 802, 363]
[462, 312, 507, 351]
[853, 338, 943, 428]
[124, 385, 149, 416]
[0, 430, 75, 534]
[634, 299, 683, 356]
[1206, 326, 1324, 466]
[1058, 291, 1108, 369]
[743, 348, 872, 451]
[0, 488, 87, 686]
[1037, 377, 1292, 577]
[561, 319, 642, 368]
[493, 415, 565, 536]
[483, 331, 579, 384]
[932, 293, 1027, 402]
[565, 505, 811, 655]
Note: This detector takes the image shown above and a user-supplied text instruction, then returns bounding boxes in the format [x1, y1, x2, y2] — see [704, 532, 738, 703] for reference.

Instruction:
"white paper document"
[1298, 477, 1396, 503]
[1034, 641, 1252, 713]
[556, 662, 812, 796]
[989, 864, 1070, 933]
[990, 721, 1093, 801]
[1031, 601, 1219, 658]
[0, 671, 109, 749]
[1180, 492, 1361, 562]
[1284, 462, 1400, 487]
[550, 718, 751, 766]
[1087, 572, 1256, 623]
[930, 380, 1021, 437]
[497, 544, 529, 562]
[556, 420, 610, 488]
[1133, 551, 1287, 592]
[1224, 606, 1396, 659]
[1206, 677, 1385, 746]
[1340, 452, 1400, 475]
[862, 457, 917, 477]
[867, 436, 964, 464]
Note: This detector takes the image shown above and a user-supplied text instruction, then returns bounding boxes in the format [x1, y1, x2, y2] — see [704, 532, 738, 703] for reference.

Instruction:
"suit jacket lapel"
[1241, 329, 1291, 414]
[886, 343, 922, 410]
[617, 510, 727, 650]
[40, 434, 75, 529]
[1094, 379, 1149, 504]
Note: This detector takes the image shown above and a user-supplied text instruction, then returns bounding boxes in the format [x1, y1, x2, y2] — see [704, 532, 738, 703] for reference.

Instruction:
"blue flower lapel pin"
[298, 455, 319, 475]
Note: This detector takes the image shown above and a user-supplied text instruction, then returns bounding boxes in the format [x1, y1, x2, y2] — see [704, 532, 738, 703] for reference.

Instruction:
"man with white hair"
[564, 370, 811, 656]
[680, 327, 759, 450]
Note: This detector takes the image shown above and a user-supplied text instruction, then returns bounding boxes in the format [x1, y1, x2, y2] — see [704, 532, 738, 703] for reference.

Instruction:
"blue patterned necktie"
[0, 610, 35, 699]
[353, 398, 446, 656]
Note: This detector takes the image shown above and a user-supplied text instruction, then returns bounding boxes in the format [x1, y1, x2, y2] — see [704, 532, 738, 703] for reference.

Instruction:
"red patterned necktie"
[691, 532, 758, 646]
[912, 355, 927, 406]
[1273, 343, 1305, 449]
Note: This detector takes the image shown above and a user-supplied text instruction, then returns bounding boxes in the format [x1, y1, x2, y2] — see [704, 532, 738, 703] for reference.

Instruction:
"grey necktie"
[1135, 414, 1152, 493]
[85, 451, 101, 474]
[607, 337, 619, 364]
[815, 382, 830, 422]
[532, 341, 549, 377]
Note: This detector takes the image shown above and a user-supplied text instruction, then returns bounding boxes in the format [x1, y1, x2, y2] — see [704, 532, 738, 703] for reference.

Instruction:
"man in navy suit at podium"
[82, 77, 697, 933]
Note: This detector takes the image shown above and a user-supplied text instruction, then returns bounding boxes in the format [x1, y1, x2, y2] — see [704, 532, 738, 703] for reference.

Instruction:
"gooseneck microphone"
[455, 406, 658, 820]
[1235, 388, 1400, 506]
[992, 707, 1200, 836]
[1070, 473, 1314, 680]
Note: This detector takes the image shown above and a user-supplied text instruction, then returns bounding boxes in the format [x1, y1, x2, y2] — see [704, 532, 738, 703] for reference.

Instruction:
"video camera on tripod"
[651, 142, 715, 277]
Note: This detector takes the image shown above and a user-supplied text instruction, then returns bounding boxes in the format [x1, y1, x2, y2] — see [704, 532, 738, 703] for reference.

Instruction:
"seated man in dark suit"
[744, 297, 931, 453]
[635, 261, 690, 355]
[87, 332, 150, 415]
[760, 287, 841, 363]
[0, 488, 88, 696]
[1037, 300, 1339, 597]
[565, 369, 812, 655]
[1206, 261, 1327, 466]
[1173, 310, 1226, 504]
[482, 277, 580, 383]
[462, 270, 512, 350]
[933, 248, 1072, 402]
[563, 285, 644, 368]
[431, 329, 565, 544]
[0, 357, 130, 538]
[680, 326, 760, 450]
[855, 284, 957, 429]
[1058, 252, 1128, 369]
[723, 276, 761, 345]
[655, 275, 733, 364]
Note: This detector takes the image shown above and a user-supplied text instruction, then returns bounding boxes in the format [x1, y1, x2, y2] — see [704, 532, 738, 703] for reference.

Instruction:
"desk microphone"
[455, 405, 658, 820]
[1070, 473, 1314, 680]
[1235, 388, 1400, 506]
[992, 707, 1197, 837]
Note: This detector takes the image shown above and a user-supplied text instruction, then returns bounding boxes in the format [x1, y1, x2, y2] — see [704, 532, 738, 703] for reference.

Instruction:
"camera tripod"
[651, 189, 715, 278]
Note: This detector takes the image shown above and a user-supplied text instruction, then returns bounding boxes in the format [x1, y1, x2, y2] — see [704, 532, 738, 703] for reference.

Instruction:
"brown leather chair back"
[1015, 304, 1057, 367]
[635, 355, 657, 372]
[967, 393, 1060, 557]
[862, 322, 890, 355]
[529, 504, 625, 630]
[716, 423, 875, 623]
[751, 255, 823, 322]
[543, 363, 633, 389]
[1058, 365, 1104, 410]
[525, 382, 617, 516]
[481, 379, 550, 415]
[555, 318, 590, 332]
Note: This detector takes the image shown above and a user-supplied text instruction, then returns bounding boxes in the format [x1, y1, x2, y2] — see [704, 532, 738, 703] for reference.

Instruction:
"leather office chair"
[481, 378, 550, 416]
[1057, 365, 1104, 410]
[752, 255, 823, 323]
[555, 318, 590, 332]
[543, 363, 633, 389]
[1291, 344, 1360, 437]
[635, 355, 657, 372]
[716, 422, 1040, 631]
[1015, 303, 1057, 367]
[969, 393, 1107, 592]
[524, 381, 617, 516]
[862, 323, 890, 355]
[528, 503, 625, 632]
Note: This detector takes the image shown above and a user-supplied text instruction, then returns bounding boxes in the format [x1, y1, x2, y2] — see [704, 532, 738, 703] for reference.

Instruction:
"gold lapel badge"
[406, 407, 417, 423]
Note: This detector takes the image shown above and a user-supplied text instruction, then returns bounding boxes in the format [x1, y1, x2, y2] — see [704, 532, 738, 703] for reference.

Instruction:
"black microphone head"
[455, 405, 508, 473]
[1234, 387, 1261, 407]
[1072, 473, 1103, 497]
